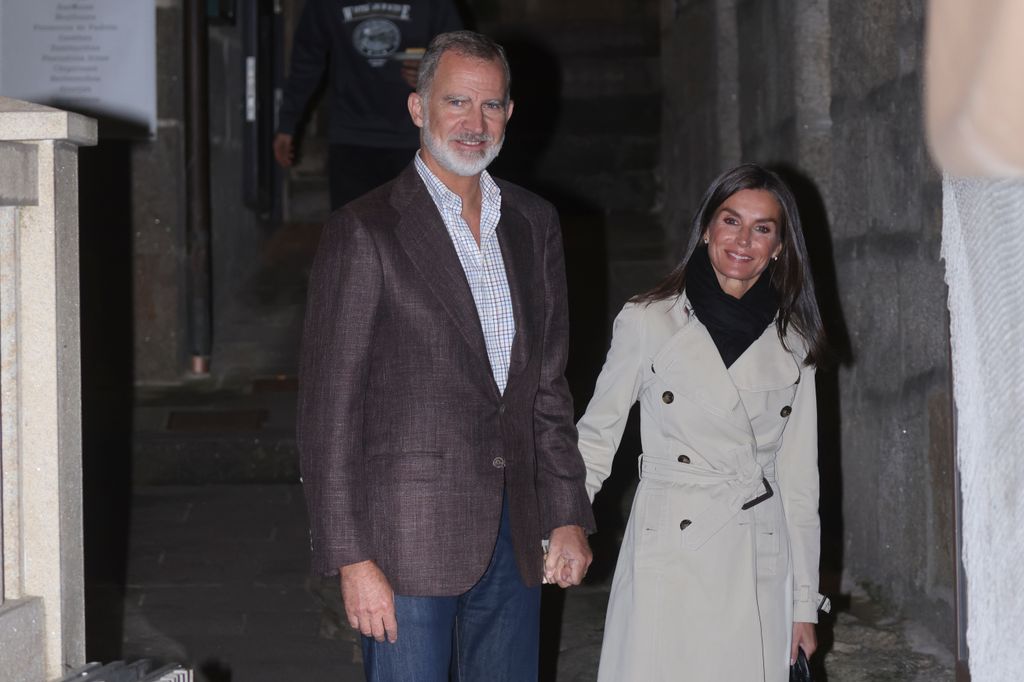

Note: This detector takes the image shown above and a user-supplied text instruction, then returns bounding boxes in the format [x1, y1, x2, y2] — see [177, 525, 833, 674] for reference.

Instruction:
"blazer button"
[677, 454, 691, 464]
[492, 456, 506, 469]
[662, 391, 674, 404]
[679, 519, 692, 530]
[780, 405, 792, 418]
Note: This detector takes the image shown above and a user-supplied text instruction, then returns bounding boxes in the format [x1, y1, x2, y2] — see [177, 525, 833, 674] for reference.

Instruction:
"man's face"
[409, 51, 513, 180]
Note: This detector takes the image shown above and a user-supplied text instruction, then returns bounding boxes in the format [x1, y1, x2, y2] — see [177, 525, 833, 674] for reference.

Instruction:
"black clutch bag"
[790, 648, 812, 682]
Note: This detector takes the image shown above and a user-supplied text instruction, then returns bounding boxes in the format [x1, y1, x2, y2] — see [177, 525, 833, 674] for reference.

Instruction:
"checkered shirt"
[414, 153, 516, 394]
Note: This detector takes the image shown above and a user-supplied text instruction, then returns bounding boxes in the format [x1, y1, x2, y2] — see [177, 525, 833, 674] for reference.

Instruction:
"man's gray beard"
[422, 112, 504, 177]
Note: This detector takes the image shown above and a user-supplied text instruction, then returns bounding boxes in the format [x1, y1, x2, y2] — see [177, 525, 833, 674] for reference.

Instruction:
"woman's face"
[703, 189, 784, 298]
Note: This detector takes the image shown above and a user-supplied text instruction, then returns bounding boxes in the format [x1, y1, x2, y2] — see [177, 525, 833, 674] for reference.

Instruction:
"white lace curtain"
[942, 177, 1024, 681]
[928, 2, 1024, 678]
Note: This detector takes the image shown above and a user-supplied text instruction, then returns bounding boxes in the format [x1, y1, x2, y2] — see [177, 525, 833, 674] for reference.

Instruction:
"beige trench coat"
[578, 294, 823, 681]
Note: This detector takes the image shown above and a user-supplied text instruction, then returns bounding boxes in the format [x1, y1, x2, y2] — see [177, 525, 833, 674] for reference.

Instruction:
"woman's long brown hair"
[635, 163, 831, 367]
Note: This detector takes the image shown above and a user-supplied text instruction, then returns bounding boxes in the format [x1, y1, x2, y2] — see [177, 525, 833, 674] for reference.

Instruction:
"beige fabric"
[578, 296, 822, 681]
[925, 0, 1024, 175]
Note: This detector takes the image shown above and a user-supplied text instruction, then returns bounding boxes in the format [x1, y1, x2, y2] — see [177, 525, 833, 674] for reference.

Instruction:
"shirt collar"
[414, 151, 502, 235]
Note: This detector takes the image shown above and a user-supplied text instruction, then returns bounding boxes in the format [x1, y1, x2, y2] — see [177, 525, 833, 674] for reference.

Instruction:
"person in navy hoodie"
[274, 0, 462, 210]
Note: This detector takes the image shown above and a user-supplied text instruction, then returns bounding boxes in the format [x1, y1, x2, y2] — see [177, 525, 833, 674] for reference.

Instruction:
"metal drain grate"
[60, 661, 192, 681]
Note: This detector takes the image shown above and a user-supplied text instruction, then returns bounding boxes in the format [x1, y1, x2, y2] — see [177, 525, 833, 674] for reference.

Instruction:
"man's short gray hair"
[417, 30, 511, 104]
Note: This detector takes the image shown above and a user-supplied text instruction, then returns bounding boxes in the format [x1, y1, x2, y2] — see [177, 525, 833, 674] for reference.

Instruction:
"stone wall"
[69, 0, 185, 388]
[122, 0, 189, 382]
[115, 0, 273, 383]
[826, 3, 954, 644]
[661, 0, 955, 651]
[207, 14, 278, 374]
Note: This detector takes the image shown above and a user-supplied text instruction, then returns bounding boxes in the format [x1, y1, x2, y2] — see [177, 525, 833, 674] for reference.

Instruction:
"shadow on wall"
[485, 29, 613, 682]
[772, 164, 854, 681]
[199, 659, 232, 681]
[488, 29, 612, 411]
[78, 140, 137, 662]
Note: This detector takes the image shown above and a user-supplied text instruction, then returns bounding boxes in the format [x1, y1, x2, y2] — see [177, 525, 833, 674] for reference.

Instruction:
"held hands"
[340, 560, 398, 643]
[544, 525, 593, 588]
[791, 621, 817, 664]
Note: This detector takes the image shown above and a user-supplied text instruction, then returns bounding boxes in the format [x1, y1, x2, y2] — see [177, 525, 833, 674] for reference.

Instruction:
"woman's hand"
[791, 621, 817, 664]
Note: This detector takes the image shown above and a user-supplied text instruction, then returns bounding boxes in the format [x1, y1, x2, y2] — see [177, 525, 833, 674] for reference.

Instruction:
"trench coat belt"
[637, 451, 777, 551]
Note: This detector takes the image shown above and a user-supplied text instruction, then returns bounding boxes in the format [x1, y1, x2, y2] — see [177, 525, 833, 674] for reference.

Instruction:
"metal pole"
[184, 0, 212, 375]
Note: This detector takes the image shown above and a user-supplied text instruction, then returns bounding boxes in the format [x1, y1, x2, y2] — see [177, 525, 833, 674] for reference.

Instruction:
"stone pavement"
[116, 485, 358, 681]
[107, 482, 955, 682]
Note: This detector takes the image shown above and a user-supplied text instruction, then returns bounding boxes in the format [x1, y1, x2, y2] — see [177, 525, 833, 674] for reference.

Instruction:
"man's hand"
[791, 621, 817, 664]
[340, 560, 398, 643]
[399, 60, 420, 89]
[543, 525, 592, 588]
[273, 132, 295, 168]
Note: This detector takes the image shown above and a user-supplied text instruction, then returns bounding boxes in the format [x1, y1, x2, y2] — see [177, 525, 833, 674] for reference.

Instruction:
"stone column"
[0, 97, 96, 682]
[793, 0, 831, 187]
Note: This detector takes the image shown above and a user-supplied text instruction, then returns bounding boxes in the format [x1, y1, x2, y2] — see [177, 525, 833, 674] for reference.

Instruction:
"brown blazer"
[296, 163, 595, 596]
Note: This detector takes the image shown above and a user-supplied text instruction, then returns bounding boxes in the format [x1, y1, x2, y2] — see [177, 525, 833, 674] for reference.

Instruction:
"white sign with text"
[0, 0, 156, 136]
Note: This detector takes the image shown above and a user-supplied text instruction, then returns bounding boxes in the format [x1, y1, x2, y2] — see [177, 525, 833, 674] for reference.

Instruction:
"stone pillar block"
[0, 96, 96, 682]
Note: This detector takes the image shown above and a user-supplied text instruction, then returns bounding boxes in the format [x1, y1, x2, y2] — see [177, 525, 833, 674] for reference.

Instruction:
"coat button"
[677, 454, 691, 464]
[492, 456, 506, 469]
[498, 404, 506, 415]
[780, 405, 792, 418]
[662, 391, 674, 404]
[679, 519, 692, 530]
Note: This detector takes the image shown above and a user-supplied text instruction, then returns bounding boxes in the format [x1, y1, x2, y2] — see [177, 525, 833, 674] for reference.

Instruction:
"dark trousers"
[329, 144, 417, 211]
[360, 494, 541, 681]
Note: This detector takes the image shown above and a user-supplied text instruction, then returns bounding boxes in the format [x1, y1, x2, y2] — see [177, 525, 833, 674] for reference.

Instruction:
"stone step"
[132, 380, 301, 485]
[132, 431, 299, 485]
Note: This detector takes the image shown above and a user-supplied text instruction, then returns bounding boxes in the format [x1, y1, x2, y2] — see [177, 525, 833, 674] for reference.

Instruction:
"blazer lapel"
[497, 205, 533, 384]
[389, 166, 492, 373]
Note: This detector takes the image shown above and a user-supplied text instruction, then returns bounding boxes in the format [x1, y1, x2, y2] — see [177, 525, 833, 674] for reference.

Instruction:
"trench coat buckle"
[740, 477, 774, 510]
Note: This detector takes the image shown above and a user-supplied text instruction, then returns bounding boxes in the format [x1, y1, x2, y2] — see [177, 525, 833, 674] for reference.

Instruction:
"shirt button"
[677, 454, 690, 464]
[662, 391, 674, 404]
[492, 456, 506, 469]
[780, 405, 792, 418]
[679, 519, 692, 530]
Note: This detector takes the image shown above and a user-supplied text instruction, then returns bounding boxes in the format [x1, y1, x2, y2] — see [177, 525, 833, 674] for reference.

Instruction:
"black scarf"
[685, 245, 778, 368]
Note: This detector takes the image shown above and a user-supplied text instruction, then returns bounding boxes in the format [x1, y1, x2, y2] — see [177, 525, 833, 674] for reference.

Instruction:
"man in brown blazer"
[296, 30, 595, 681]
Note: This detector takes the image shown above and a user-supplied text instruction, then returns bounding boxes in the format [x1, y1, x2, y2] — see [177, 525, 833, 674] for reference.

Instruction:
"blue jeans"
[361, 494, 541, 681]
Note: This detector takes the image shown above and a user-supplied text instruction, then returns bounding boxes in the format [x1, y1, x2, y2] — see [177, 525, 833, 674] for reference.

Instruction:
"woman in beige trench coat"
[578, 165, 831, 681]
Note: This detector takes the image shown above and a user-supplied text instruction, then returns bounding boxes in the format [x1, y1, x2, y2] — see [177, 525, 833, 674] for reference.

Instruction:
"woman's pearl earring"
[703, 237, 709, 244]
